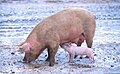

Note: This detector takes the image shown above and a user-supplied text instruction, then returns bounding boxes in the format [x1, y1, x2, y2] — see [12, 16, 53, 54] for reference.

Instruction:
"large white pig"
[19, 8, 96, 66]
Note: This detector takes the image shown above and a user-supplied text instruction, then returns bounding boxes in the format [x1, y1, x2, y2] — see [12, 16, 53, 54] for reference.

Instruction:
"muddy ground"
[0, 0, 120, 74]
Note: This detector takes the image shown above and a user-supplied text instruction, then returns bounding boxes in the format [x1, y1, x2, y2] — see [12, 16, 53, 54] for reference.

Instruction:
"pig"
[19, 8, 96, 66]
[62, 43, 95, 63]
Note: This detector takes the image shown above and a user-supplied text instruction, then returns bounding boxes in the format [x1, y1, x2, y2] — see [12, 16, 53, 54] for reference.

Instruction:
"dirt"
[0, 1, 120, 74]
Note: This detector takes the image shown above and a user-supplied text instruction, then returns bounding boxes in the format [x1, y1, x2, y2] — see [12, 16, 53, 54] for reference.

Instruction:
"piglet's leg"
[69, 54, 71, 62]
[69, 54, 75, 63]
[90, 54, 95, 63]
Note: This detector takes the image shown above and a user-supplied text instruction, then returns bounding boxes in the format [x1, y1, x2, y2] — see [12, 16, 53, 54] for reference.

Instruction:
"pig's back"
[45, 8, 95, 33]
[43, 8, 90, 40]
[34, 8, 95, 43]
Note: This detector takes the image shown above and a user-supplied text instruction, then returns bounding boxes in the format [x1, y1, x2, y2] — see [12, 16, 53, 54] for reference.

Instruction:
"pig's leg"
[77, 40, 83, 47]
[84, 31, 94, 48]
[46, 48, 50, 61]
[85, 21, 96, 48]
[77, 33, 85, 46]
[46, 48, 58, 63]
[48, 41, 59, 66]
[46, 32, 60, 66]
[49, 45, 59, 66]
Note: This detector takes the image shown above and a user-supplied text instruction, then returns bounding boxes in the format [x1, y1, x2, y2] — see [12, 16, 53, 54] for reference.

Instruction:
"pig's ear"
[22, 43, 31, 53]
[18, 45, 23, 49]
[18, 42, 25, 49]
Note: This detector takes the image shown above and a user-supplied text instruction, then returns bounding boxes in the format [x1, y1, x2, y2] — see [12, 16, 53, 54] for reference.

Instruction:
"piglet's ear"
[22, 43, 31, 53]
[69, 42, 72, 47]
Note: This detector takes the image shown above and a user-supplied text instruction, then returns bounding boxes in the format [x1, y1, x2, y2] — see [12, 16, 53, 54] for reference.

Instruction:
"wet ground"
[0, 1, 120, 74]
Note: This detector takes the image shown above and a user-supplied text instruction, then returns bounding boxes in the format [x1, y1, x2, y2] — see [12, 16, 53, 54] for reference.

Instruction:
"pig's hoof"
[74, 55, 78, 58]
[49, 61, 58, 66]
[23, 58, 31, 63]
[85, 56, 89, 58]
[69, 61, 74, 63]
[55, 61, 58, 64]
[80, 56, 83, 59]
[23, 58, 27, 62]
[49, 63, 54, 67]
[92, 60, 95, 63]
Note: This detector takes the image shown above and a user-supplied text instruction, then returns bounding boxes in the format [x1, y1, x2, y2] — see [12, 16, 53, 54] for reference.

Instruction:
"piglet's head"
[67, 42, 72, 47]
[63, 42, 72, 47]
[19, 43, 38, 63]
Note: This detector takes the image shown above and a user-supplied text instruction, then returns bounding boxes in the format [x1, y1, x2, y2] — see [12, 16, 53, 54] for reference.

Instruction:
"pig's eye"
[28, 57, 31, 61]
[26, 53, 31, 56]
[30, 48, 33, 51]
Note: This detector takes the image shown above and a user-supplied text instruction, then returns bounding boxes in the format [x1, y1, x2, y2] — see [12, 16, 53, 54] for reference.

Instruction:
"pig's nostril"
[28, 58, 31, 62]
[23, 57, 25, 61]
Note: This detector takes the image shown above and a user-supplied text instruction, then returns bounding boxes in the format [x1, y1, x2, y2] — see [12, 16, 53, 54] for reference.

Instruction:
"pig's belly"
[60, 34, 80, 45]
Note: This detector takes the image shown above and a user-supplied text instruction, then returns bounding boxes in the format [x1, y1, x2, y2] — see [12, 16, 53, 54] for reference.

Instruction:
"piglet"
[62, 43, 95, 63]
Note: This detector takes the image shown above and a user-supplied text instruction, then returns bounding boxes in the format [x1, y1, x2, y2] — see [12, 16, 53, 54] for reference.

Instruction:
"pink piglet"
[62, 43, 95, 63]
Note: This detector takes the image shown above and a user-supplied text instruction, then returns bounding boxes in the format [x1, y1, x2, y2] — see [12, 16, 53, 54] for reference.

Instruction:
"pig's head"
[19, 42, 40, 63]
[23, 50, 39, 63]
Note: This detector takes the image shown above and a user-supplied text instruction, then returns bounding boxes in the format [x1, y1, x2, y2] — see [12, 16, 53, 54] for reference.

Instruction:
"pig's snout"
[23, 56, 32, 63]
[23, 53, 37, 63]
[23, 55, 32, 63]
